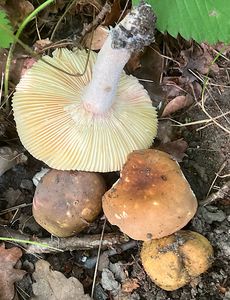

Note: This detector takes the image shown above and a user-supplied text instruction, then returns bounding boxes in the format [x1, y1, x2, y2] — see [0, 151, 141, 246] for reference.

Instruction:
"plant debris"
[0, 244, 26, 300]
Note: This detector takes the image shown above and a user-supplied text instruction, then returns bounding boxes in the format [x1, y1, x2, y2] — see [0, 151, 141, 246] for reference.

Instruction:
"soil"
[0, 1, 229, 300]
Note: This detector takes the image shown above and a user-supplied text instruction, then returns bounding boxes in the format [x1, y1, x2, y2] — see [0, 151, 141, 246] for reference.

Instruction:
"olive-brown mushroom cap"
[102, 149, 198, 241]
[12, 48, 157, 172]
[140, 230, 214, 291]
[33, 170, 106, 237]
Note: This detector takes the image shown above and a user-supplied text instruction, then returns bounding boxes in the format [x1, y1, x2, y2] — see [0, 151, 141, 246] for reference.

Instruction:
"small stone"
[200, 206, 226, 224]
[32, 168, 50, 186]
[224, 290, 230, 300]
[20, 179, 33, 190]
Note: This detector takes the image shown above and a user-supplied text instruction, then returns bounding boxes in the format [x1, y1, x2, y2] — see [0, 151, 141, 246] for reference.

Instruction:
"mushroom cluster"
[11, 2, 213, 291]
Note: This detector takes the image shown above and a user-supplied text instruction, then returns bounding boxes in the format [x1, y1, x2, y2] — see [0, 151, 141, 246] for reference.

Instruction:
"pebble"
[20, 179, 34, 190]
[200, 206, 226, 224]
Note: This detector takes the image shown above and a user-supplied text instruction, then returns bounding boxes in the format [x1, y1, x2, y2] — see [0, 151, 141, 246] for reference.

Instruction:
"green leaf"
[0, 9, 14, 48]
[132, 0, 230, 44]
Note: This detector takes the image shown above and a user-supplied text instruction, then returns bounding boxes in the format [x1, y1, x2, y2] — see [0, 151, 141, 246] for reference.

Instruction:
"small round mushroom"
[12, 3, 158, 172]
[102, 149, 198, 241]
[32, 170, 106, 237]
[140, 230, 214, 291]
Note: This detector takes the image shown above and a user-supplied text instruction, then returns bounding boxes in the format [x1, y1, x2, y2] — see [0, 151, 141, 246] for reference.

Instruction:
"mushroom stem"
[82, 2, 156, 115]
[82, 36, 130, 114]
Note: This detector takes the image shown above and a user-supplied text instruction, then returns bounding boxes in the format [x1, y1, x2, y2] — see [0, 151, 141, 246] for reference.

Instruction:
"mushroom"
[102, 149, 198, 241]
[12, 3, 158, 172]
[140, 230, 214, 291]
[32, 169, 106, 237]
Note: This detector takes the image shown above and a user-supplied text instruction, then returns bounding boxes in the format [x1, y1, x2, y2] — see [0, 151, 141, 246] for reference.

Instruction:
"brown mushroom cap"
[33, 169, 106, 237]
[12, 48, 157, 172]
[140, 230, 214, 291]
[102, 149, 198, 241]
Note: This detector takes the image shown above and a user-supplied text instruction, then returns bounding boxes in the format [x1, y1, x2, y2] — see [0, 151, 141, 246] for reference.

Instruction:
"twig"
[81, 2, 111, 37]
[200, 180, 230, 206]
[83, 240, 137, 269]
[91, 218, 106, 298]
[206, 160, 228, 197]
[0, 226, 128, 253]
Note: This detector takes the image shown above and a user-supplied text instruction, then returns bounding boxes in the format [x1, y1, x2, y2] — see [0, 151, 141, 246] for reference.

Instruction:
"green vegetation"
[0, 9, 13, 48]
[133, 0, 230, 44]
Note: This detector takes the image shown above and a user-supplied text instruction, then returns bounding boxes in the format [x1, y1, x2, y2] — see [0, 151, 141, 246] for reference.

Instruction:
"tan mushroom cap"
[33, 170, 106, 237]
[102, 149, 198, 241]
[12, 48, 157, 172]
[141, 230, 214, 291]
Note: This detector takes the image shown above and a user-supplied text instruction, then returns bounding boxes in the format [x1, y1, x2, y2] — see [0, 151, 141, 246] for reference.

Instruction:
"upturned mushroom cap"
[12, 48, 157, 172]
[33, 170, 106, 237]
[102, 149, 198, 241]
[140, 230, 214, 291]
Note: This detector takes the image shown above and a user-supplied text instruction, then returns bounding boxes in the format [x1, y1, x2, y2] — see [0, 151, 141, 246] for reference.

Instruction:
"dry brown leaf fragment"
[122, 278, 139, 293]
[0, 244, 26, 300]
[162, 94, 194, 117]
[31, 259, 91, 300]
[0, 147, 27, 176]
[155, 138, 188, 162]
[85, 25, 109, 50]
[126, 52, 142, 73]
[103, 0, 121, 26]
[181, 44, 219, 79]
[4, 0, 34, 27]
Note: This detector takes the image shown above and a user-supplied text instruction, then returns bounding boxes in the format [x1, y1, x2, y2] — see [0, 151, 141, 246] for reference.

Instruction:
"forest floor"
[0, 1, 229, 300]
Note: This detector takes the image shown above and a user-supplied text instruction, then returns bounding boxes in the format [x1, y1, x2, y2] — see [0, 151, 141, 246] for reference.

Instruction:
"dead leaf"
[103, 0, 121, 26]
[155, 138, 188, 162]
[31, 260, 91, 300]
[181, 44, 219, 80]
[33, 38, 52, 53]
[0, 147, 27, 176]
[131, 46, 165, 106]
[0, 244, 26, 300]
[122, 278, 139, 293]
[156, 119, 177, 144]
[126, 52, 142, 73]
[4, 0, 34, 27]
[84, 25, 109, 50]
[162, 94, 194, 117]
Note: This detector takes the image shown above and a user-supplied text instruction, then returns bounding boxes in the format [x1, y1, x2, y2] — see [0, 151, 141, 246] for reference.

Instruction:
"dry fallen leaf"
[181, 44, 219, 80]
[0, 244, 26, 300]
[103, 0, 121, 26]
[4, 0, 34, 27]
[85, 25, 109, 50]
[162, 94, 194, 117]
[155, 138, 188, 162]
[126, 52, 142, 73]
[122, 278, 139, 293]
[0, 147, 27, 176]
[31, 260, 91, 300]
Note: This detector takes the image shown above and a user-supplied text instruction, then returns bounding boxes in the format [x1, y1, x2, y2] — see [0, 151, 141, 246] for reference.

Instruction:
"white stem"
[82, 35, 131, 115]
[82, 2, 156, 115]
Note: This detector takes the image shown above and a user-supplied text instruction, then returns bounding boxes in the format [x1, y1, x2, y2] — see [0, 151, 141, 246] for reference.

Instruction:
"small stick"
[81, 2, 111, 37]
[200, 181, 230, 206]
[91, 219, 106, 298]
[0, 227, 128, 253]
[83, 240, 137, 269]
